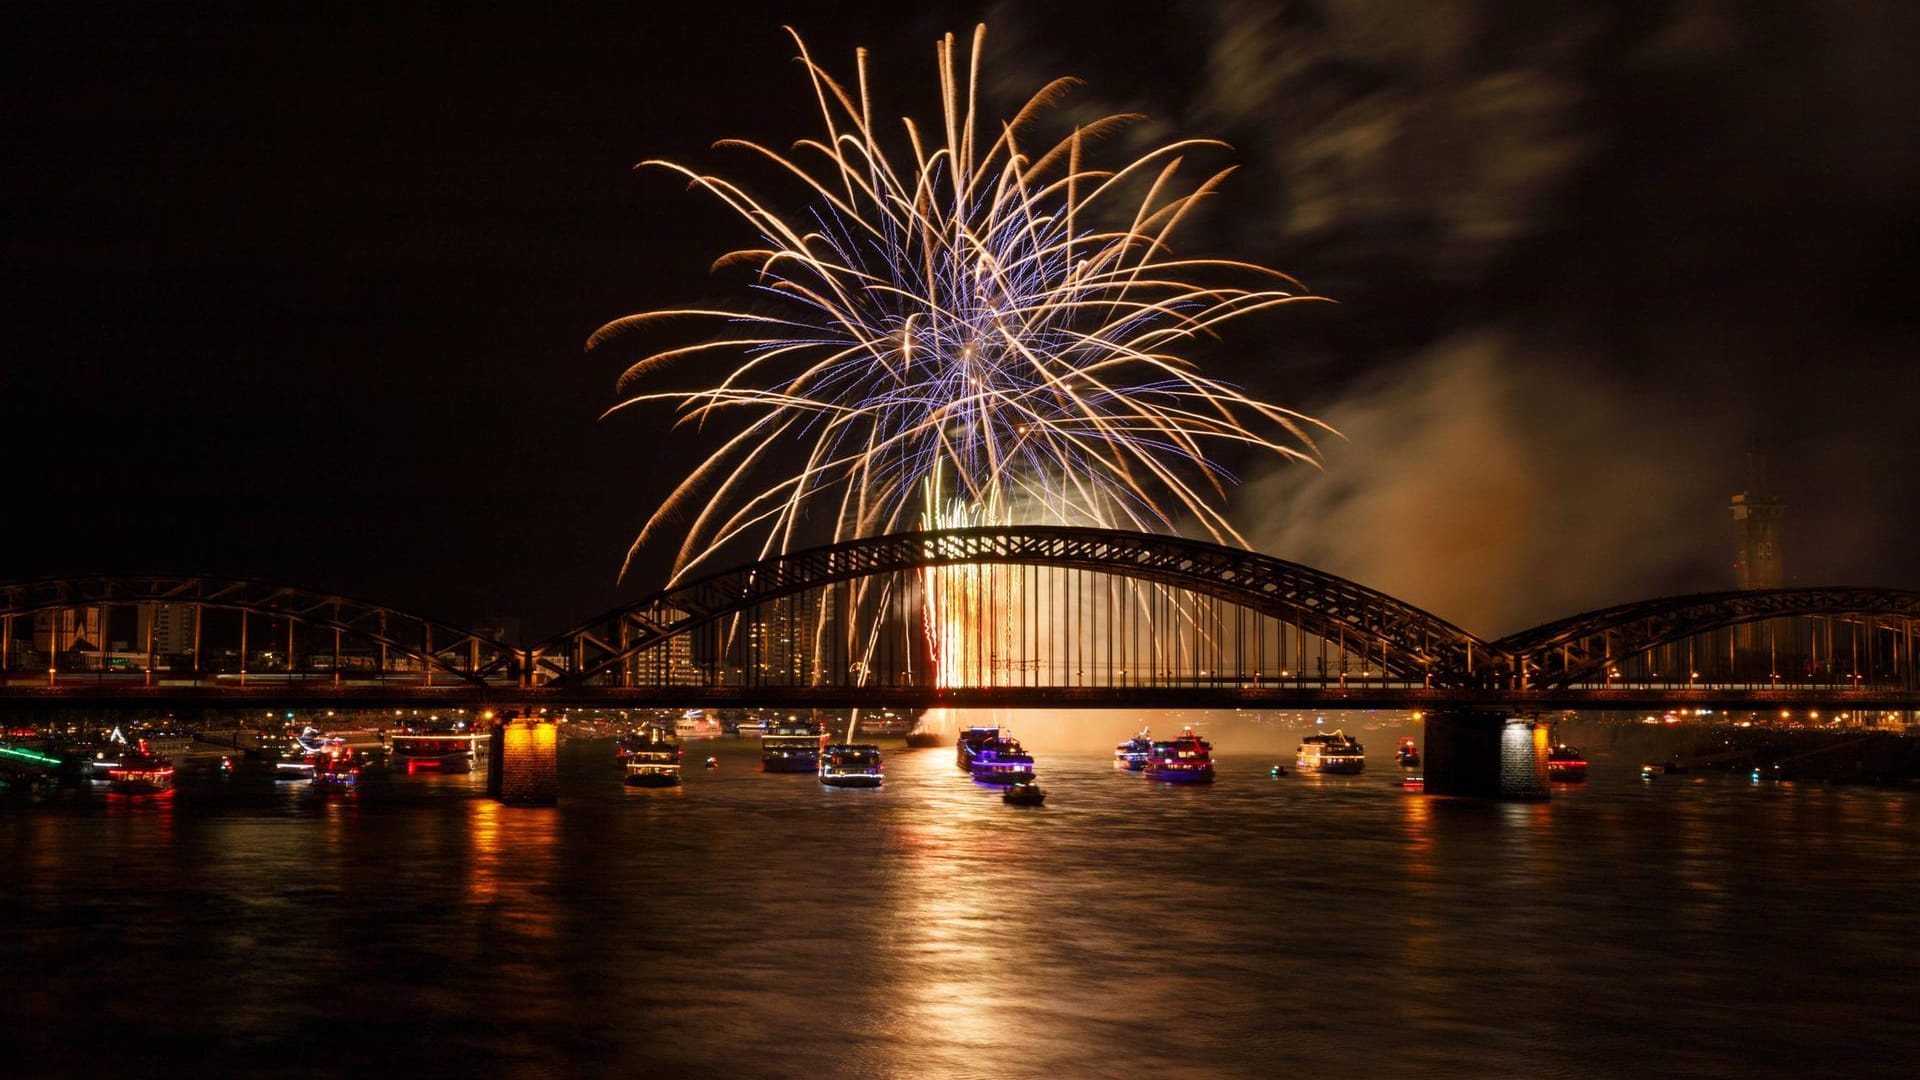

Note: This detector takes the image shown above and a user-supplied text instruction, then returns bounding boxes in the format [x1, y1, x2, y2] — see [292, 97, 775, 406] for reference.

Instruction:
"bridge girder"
[0, 574, 519, 685]
[1495, 587, 1920, 689]
[536, 526, 1493, 688]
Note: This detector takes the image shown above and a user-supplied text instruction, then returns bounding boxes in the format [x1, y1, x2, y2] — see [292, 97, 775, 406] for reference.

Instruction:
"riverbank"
[1558, 719, 1920, 785]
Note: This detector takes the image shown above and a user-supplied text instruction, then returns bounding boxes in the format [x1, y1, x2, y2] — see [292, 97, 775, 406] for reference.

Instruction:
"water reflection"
[2, 742, 1916, 1077]
[884, 748, 1027, 1070]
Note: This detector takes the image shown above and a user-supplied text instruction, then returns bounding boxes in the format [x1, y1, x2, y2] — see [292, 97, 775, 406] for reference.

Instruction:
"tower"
[1730, 451, 1786, 589]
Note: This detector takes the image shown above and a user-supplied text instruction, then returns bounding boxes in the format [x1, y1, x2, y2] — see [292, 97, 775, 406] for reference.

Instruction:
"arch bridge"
[1, 531, 1916, 716]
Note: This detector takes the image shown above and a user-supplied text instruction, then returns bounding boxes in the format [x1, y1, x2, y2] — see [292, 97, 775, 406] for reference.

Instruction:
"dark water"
[4, 728, 1916, 1079]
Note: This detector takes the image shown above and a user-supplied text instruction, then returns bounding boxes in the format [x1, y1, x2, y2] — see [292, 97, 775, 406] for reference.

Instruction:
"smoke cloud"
[1241, 331, 1732, 637]
[987, 0, 1920, 619]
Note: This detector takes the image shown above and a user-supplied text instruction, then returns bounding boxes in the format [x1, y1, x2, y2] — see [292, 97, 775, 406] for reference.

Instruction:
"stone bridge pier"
[487, 711, 558, 804]
[1422, 709, 1550, 800]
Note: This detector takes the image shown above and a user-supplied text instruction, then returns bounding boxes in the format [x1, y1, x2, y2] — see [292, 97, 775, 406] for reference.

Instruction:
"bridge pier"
[1423, 710, 1549, 801]
[487, 712, 557, 804]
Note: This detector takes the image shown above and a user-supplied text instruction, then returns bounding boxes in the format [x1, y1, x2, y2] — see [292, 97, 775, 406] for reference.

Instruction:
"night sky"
[5, 1, 1917, 639]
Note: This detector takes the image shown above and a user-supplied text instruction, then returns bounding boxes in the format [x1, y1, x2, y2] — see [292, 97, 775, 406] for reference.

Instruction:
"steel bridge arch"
[1495, 587, 1920, 689]
[0, 574, 520, 685]
[535, 526, 1494, 688]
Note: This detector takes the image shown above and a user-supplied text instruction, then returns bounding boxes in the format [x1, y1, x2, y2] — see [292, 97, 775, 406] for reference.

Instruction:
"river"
[3, 715, 1914, 1078]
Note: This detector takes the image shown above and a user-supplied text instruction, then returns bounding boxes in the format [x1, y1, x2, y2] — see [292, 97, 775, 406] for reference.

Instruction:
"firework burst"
[596, 23, 1329, 582]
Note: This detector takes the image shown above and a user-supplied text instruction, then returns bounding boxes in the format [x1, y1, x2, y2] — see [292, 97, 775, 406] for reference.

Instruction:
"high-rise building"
[1730, 452, 1786, 589]
[136, 603, 197, 657]
[750, 590, 825, 683]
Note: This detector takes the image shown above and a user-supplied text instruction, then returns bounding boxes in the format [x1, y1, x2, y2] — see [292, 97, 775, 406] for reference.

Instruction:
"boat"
[86, 726, 131, 782]
[615, 728, 659, 766]
[675, 709, 722, 740]
[1396, 737, 1421, 769]
[106, 744, 174, 795]
[761, 718, 827, 773]
[1144, 726, 1215, 784]
[1296, 729, 1366, 774]
[389, 731, 483, 775]
[1547, 744, 1589, 783]
[819, 743, 884, 788]
[314, 747, 360, 790]
[955, 726, 1000, 771]
[968, 731, 1037, 785]
[1113, 726, 1153, 770]
[623, 725, 683, 788]
[1002, 778, 1047, 806]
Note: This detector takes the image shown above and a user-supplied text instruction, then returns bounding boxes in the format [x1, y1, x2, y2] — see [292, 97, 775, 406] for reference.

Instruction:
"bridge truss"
[3, 539, 1916, 712]
[534, 526, 1495, 693]
[0, 575, 521, 688]
[1495, 587, 1920, 694]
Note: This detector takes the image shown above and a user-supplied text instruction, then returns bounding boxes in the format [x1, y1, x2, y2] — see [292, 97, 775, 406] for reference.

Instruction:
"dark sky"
[4, 1, 1917, 639]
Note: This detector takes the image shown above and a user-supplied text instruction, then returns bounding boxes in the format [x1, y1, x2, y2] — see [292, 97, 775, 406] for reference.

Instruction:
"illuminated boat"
[623, 726, 683, 788]
[761, 718, 826, 774]
[1144, 727, 1214, 784]
[106, 746, 175, 796]
[389, 731, 482, 775]
[955, 726, 1000, 771]
[675, 709, 721, 740]
[819, 743, 884, 788]
[1296, 730, 1366, 774]
[1113, 726, 1153, 770]
[968, 732, 1036, 785]
[315, 747, 360, 790]
[86, 726, 131, 781]
[1547, 744, 1588, 783]
[1002, 778, 1047, 806]
[615, 728, 657, 765]
[1396, 737, 1421, 769]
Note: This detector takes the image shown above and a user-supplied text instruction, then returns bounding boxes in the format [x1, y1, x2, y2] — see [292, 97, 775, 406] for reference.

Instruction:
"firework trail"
[596, 23, 1328, 584]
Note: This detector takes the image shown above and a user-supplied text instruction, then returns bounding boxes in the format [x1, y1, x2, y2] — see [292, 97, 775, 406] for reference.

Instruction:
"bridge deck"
[1, 681, 1914, 712]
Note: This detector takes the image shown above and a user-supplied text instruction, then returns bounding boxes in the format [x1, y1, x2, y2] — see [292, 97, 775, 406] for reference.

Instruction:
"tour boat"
[1546, 744, 1589, 783]
[1114, 726, 1153, 770]
[1396, 736, 1421, 769]
[623, 726, 683, 788]
[968, 731, 1036, 785]
[819, 743, 884, 788]
[955, 726, 1000, 771]
[1295, 730, 1366, 774]
[615, 728, 658, 765]
[389, 731, 483, 775]
[761, 718, 827, 773]
[87, 726, 131, 782]
[1002, 778, 1047, 806]
[314, 748, 360, 790]
[106, 745, 175, 796]
[1144, 726, 1215, 784]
